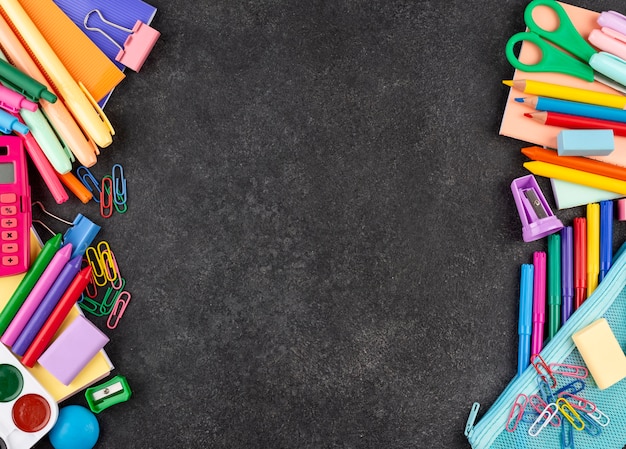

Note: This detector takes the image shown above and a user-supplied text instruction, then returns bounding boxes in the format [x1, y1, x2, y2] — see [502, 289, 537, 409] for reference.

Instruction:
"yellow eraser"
[572, 318, 626, 389]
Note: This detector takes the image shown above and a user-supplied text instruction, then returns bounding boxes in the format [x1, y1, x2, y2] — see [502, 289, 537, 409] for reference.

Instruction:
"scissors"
[505, 0, 598, 82]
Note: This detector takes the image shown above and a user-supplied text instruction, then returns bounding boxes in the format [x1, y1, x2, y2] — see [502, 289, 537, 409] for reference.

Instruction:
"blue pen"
[561, 226, 574, 324]
[518, 264, 534, 378]
[600, 200, 613, 282]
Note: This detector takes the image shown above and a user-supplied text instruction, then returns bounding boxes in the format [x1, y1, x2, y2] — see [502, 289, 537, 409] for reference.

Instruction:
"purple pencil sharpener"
[511, 175, 563, 242]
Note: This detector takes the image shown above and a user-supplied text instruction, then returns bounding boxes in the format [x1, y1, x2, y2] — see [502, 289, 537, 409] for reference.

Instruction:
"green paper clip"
[85, 375, 132, 413]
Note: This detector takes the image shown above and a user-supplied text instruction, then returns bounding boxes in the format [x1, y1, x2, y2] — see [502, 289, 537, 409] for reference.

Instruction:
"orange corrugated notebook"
[18, 0, 125, 103]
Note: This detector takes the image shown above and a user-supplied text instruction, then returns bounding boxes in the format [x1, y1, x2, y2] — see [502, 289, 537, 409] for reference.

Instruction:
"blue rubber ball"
[49, 405, 100, 449]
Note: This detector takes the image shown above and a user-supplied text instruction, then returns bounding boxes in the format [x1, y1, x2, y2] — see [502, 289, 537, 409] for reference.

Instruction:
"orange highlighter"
[573, 217, 587, 310]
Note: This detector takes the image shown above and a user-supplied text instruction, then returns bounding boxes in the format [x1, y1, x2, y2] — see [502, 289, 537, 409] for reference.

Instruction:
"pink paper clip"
[560, 393, 596, 413]
[549, 363, 588, 379]
[529, 394, 561, 427]
[84, 10, 160, 72]
[107, 291, 131, 329]
[505, 393, 528, 432]
[531, 354, 557, 388]
[100, 176, 113, 218]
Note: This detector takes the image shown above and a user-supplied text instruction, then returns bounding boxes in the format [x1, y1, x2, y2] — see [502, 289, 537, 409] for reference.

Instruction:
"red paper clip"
[531, 354, 557, 388]
[107, 291, 131, 329]
[100, 176, 113, 218]
[505, 393, 528, 432]
[548, 363, 588, 379]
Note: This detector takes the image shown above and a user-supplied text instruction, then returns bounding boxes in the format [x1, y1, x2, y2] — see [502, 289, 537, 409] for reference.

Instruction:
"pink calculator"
[0, 343, 58, 448]
[0, 136, 30, 277]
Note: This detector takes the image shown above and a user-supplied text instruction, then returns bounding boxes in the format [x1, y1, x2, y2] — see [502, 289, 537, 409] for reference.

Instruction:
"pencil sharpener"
[511, 174, 563, 242]
[85, 375, 131, 414]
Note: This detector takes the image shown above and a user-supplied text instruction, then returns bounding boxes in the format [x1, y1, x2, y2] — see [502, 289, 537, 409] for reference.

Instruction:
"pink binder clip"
[84, 10, 160, 72]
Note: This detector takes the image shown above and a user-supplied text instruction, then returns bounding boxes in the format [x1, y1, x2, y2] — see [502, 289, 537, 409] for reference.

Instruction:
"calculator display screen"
[0, 162, 14, 184]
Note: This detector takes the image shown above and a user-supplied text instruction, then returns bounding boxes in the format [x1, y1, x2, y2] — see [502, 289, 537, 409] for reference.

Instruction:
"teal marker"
[0, 58, 56, 103]
[547, 233, 562, 341]
[0, 233, 62, 335]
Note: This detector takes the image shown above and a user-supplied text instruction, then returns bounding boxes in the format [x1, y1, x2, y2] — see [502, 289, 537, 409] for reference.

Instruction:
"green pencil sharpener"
[85, 375, 132, 414]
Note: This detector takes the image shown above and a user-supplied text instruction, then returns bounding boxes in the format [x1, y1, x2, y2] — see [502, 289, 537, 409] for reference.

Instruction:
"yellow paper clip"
[556, 398, 585, 431]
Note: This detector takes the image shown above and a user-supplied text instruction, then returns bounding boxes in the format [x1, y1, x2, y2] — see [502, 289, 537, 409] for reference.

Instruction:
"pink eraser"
[115, 21, 160, 72]
[618, 198, 626, 221]
[38, 315, 109, 385]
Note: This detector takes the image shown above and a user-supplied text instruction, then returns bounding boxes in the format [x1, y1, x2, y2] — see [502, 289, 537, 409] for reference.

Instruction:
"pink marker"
[531, 251, 547, 357]
[1, 243, 72, 347]
[0, 83, 37, 113]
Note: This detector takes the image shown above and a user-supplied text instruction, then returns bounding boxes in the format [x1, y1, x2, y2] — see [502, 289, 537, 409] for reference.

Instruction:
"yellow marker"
[503, 79, 626, 110]
[0, 0, 113, 148]
[586, 203, 600, 296]
[523, 161, 626, 195]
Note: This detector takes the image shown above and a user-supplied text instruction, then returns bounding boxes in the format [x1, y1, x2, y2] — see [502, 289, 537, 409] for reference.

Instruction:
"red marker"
[573, 218, 587, 310]
[21, 266, 92, 367]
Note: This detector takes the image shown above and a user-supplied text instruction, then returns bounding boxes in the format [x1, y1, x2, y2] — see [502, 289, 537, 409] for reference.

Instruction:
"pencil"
[503, 79, 626, 109]
[523, 161, 626, 195]
[521, 146, 626, 182]
[516, 96, 626, 124]
[525, 111, 626, 137]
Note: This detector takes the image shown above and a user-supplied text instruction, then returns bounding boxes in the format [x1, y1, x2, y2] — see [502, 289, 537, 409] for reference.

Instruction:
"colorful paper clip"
[549, 363, 589, 379]
[85, 375, 132, 414]
[556, 379, 586, 397]
[579, 412, 602, 437]
[84, 10, 160, 72]
[587, 405, 610, 427]
[532, 354, 557, 388]
[76, 165, 101, 203]
[107, 290, 131, 329]
[561, 420, 574, 449]
[528, 402, 559, 437]
[556, 397, 585, 431]
[506, 393, 528, 432]
[560, 393, 596, 413]
[100, 176, 113, 218]
[529, 394, 561, 427]
[112, 163, 127, 207]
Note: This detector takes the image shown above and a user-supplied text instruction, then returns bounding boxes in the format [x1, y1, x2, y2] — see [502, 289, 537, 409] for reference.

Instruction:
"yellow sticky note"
[572, 318, 626, 389]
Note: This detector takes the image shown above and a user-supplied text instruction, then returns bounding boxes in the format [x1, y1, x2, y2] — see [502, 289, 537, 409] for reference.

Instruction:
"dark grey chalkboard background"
[29, 1, 626, 448]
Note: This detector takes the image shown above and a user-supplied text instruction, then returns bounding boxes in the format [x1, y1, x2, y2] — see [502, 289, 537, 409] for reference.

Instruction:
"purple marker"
[561, 227, 574, 324]
[11, 255, 82, 356]
[531, 251, 547, 357]
[1, 244, 72, 347]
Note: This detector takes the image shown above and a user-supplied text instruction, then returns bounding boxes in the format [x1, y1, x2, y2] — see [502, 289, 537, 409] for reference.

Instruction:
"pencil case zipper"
[465, 243, 626, 449]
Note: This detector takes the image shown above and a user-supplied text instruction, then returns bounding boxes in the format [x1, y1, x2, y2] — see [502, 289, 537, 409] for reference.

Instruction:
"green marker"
[0, 233, 62, 334]
[0, 58, 57, 103]
[547, 233, 562, 341]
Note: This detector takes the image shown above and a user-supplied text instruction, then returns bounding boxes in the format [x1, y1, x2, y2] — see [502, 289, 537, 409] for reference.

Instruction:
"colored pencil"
[503, 79, 626, 109]
[523, 161, 626, 195]
[517, 96, 626, 124]
[525, 111, 626, 137]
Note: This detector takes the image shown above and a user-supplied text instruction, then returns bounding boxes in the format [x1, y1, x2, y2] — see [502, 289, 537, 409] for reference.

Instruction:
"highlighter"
[518, 264, 534, 377]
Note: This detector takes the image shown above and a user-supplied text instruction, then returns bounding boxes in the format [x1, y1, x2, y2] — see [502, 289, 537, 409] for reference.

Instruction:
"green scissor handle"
[524, 0, 596, 63]
[505, 0, 597, 82]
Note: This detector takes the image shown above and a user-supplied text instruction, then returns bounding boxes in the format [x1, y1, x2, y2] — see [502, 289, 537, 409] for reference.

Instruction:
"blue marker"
[518, 264, 534, 377]
[600, 200, 613, 282]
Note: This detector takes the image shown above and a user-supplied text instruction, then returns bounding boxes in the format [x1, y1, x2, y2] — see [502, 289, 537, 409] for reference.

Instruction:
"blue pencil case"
[465, 242, 626, 449]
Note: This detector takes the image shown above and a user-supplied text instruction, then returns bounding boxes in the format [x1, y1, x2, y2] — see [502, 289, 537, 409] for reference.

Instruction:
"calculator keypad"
[0, 194, 21, 271]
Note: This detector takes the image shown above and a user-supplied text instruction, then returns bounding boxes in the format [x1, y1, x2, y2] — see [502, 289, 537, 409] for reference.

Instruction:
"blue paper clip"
[63, 214, 101, 259]
[561, 420, 574, 449]
[555, 379, 586, 397]
[77, 165, 102, 203]
[112, 163, 127, 206]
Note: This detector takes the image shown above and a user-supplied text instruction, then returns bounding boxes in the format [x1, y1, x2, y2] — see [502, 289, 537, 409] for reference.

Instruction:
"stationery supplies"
[10, 255, 81, 356]
[38, 314, 109, 385]
[557, 129, 614, 156]
[619, 198, 626, 220]
[531, 251, 547, 357]
[587, 203, 600, 296]
[519, 95, 626, 125]
[21, 266, 93, 367]
[0, 243, 72, 347]
[573, 217, 587, 309]
[0, 82, 35, 112]
[572, 318, 626, 389]
[0, 135, 31, 277]
[547, 233, 561, 340]
[57, 172, 93, 204]
[600, 200, 614, 282]
[18, 0, 125, 102]
[522, 146, 626, 181]
[524, 161, 626, 195]
[0, 0, 114, 148]
[0, 342, 58, 449]
[0, 58, 55, 103]
[504, 79, 626, 109]
[517, 264, 533, 377]
[588, 26, 626, 62]
[62, 214, 101, 260]
[526, 110, 626, 137]
[84, 10, 160, 72]
[0, 12, 98, 167]
[85, 375, 132, 414]
[0, 233, 61, 334]
[561, 226, 574, 323]
[510, 174, 563, 242]
[550, 178, 622, 210]
[505, 0, 626, 89]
